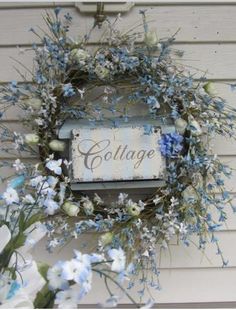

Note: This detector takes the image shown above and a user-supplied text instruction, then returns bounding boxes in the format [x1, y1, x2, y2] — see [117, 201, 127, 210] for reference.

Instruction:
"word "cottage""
[77, 139, 157, 171]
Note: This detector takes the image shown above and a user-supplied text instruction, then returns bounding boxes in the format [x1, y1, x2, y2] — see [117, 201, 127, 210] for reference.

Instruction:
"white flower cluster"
[47, 248, 127, 308]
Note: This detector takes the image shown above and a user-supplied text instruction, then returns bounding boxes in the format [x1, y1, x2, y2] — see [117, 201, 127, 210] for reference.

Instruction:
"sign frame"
[58, 117, 174, 190]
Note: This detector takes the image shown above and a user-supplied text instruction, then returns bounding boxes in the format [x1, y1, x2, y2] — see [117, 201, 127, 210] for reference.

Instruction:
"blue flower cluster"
[159, 132, 183, 158]
[63, 83, 75, 97]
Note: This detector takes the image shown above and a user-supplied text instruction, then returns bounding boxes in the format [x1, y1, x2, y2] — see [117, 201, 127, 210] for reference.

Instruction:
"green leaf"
[33, 284, 55, 309]
[18, 212, 25, 232]
[37, 262, 50, 280]
[13, 233, 26, 249]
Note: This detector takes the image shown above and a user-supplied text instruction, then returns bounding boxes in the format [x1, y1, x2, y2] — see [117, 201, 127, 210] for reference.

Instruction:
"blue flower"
[35, 71, 47, 84]
[146, 95, 160, 111]
[54, 7, 61, 17]
[9, 81, 18, 93]
[63, 83, 75, 97]
[64, 13, 72, 22]
[143, 124, 153, 135]
[159, 132, 183, 158]
[9, 175, 25, 189]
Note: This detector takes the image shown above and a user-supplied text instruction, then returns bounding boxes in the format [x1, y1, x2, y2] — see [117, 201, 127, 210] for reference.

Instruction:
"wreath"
[0, 8, 235, 308]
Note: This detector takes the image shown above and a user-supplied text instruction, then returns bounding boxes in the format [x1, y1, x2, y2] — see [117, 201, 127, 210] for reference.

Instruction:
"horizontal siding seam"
[0, 3, 74, 9]
[2, 42, 236, 49]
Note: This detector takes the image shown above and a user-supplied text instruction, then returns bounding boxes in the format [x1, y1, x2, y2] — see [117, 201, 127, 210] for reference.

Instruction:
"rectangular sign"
[70, 126, 165, 183]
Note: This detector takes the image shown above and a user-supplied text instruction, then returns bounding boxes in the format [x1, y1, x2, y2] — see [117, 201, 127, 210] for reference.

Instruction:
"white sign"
[71, 126, 165, 183]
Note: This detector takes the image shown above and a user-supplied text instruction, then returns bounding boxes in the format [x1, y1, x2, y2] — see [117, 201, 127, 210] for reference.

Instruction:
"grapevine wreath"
[0, 8, 235, 308]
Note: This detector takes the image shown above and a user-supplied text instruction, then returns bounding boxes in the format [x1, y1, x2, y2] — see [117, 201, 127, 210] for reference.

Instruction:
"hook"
[94, 2, 106, 29]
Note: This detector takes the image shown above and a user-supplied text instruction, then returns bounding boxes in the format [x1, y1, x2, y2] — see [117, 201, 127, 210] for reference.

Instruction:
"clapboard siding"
[0, 1, 236, 306]
[2, 6, 236, 45]
[81, 268, 236, 304]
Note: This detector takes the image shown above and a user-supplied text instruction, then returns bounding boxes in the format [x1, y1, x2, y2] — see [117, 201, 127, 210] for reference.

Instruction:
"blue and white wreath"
[0, 8, 235, 308]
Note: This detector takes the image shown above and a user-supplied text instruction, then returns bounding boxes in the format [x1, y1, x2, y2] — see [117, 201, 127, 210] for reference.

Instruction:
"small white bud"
[203, 82, 217, 96]
[49, 140, 65, 152]
[25, 133, 39, 145]
[24, 98, 42, 110]
[175, 118, 188, 135]
[144, 30, 159, 47]
[99, 232, 114, 247]
[62, 201, 80, 217]
[70, 48, 90, 62]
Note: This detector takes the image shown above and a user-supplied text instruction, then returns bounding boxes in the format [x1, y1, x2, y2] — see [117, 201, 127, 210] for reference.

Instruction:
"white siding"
[1, 1, 236, 307]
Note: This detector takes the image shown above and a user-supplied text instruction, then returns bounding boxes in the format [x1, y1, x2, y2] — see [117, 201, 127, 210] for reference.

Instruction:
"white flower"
[63, 159, 71, 168]
[144, 30, 158, 46]
[40, 182, 56, 197]
[80, 271, 92, 295]
[47, 261, 68, 290]
[108, 248, 126, 273]
[22, 194, 35, 204]
[73, 250, 92, 266]
[44, 198, 59, 215]
[170, 196, 179, 207]
[30, 175, 44, 187]
[55, 286, 80, 309]
[86, 253, 104, 264]
[47, 176, 58, 189]
[77, 87, 85, 99]
[62, 201, 80, 217]
[61, 258, 91, 286]
[118, 193, 128, 205]
[153, 195, 161, 205]
[0, 225, 11, 253]
[3, 188, 19, 205]
[34, 118, 44, 126]
[24, 133, 40, 145]
[178, 222, 188, 235]
[94, 193, 103, 205]
[13, 159, 25, 172]
[13, 132, 24, 150]
[175, 118, 188, 135]
[138, 200, 146, 210]
[81, 197, 94, 215]
[46, 159, 62, 175]
[49, 140, 65, 152]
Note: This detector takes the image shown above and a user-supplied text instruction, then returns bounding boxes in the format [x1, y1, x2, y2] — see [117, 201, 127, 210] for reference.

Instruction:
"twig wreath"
[0, 8, 236, 308]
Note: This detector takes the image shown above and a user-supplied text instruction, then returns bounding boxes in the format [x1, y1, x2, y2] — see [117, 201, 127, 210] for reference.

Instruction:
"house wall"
[0, 1, 236, 307]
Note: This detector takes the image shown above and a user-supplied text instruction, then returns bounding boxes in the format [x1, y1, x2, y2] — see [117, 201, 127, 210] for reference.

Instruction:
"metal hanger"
[94, 2, 106, 28]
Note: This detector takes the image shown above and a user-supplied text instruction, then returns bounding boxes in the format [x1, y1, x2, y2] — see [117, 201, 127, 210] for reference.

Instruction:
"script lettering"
[77, 139, 157, 171]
